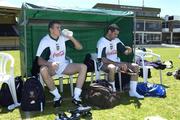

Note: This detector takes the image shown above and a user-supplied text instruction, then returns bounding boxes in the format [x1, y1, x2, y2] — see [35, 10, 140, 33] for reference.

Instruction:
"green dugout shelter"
[19, 3, 134, 77]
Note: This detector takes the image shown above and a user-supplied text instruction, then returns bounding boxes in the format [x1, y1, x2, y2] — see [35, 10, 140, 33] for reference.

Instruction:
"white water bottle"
[62, 29, 73, 37]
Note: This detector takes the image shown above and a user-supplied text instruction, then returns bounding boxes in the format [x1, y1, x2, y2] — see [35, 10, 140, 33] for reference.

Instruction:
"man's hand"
[124, 46, 132, 55]
[117, 63, 128, 73]
[62, 29, 83, 50]
[62, 29, 73, 38]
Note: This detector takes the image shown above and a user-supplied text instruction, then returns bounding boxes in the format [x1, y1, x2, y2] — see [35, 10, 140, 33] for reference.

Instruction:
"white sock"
[109, 81, 116, 92]
[129, 81, 144, 98]
[73, 87, 82, 101]
[50, 87, 61, 101]
[130, 81, 137, 92]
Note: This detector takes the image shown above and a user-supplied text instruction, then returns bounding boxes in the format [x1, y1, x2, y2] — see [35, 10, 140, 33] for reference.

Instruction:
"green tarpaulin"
[20, 3, 134, 76]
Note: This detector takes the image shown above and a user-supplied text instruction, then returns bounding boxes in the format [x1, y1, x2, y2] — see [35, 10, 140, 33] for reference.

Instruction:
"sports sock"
[50, 87, 61, 101]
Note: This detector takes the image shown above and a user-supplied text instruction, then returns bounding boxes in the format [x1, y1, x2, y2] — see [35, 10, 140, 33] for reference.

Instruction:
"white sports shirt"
[97, 37, 126, 62]
[36, 34, 69, 63]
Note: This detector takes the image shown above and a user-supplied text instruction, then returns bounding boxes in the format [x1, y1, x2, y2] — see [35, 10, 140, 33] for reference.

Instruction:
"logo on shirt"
[53, 51, 64, 57]
[110, 43, 113, 49]
[106, 50, 117, 55]
[56, 44, 60, 50]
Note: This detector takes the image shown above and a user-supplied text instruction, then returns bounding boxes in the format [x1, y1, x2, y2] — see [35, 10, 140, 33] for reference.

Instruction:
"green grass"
[0, 48, 180, 120]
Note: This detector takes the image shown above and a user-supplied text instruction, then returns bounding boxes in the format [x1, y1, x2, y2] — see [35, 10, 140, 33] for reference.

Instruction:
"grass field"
[0, 48, 180, 120]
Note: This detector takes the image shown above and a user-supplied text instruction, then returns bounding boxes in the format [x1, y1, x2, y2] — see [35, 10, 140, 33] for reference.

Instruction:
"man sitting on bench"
[96, 24, 144, 98]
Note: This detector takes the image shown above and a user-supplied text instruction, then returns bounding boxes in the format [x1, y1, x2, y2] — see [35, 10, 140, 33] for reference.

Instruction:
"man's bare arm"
[37, 57, 51, 66]
[69, 36, 83, 50]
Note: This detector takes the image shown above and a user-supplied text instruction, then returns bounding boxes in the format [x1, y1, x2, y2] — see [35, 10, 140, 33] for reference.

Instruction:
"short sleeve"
[117, 41, 126, 53]
[97, 39, 106, 59]
[36, 39, 49, 57]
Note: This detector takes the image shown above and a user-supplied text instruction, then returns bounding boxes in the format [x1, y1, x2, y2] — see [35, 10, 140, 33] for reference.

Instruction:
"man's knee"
[131, 63, 139, 72]
[107, 64, 116, 72]
[80, 64, 87, 71]
[131, 63, 139, 68]
[40, 66, 49, 73]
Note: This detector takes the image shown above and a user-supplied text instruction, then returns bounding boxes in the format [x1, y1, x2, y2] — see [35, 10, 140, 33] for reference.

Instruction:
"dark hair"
[48, 20, 61, 30]
[107, 24, 120, 32]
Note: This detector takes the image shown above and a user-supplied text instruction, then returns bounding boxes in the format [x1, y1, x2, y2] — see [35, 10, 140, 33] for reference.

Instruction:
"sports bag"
[0, 83, 13, 107]
[83, 79, 120, 109]
[136, 82, 166, 97]
[21, 76, 45, 111]
[0, 76, 24, 107]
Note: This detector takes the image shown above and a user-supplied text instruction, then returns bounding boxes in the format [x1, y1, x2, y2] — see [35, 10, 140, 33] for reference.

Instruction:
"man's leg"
[127, 63, 144, 98]
[40, 66, 62, 107]
[62, 63, 87, 104]
[101, 64, 116, 92]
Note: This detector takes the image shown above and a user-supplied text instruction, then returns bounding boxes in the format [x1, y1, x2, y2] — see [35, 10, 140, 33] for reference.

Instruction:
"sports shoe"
[54, 97, 63, 108]
[72, 98, 82, 106]
[129, 90, 144, 99]
[56, 112, 69, 120]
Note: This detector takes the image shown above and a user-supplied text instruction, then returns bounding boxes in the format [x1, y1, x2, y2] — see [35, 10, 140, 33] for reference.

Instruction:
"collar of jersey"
[104, 36, 112, 41]
[49, 34, 59, 41]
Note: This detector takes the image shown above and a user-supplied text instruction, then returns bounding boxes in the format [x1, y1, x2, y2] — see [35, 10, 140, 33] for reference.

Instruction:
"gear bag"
[82, 79, 120, 109]
[136, 82, 166, 97]
[21, 76, 45, 111]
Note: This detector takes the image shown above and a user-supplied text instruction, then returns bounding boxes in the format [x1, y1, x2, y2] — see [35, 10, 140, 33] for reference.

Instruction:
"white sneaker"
[129, 90, 144, 98]
[8, 103, 21, 110]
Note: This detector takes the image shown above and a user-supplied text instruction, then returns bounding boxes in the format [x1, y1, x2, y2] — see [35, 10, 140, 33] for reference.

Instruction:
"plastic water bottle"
[62, 29, 73, 37]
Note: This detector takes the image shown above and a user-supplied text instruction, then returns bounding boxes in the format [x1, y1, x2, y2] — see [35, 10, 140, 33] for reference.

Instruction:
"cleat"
[69, 106, 92, 118]
[72, 98, 82, 106]
[54, 97, 63, 108]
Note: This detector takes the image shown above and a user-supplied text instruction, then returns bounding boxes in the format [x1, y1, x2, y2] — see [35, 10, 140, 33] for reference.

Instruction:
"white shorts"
[55, 62, 69, 77]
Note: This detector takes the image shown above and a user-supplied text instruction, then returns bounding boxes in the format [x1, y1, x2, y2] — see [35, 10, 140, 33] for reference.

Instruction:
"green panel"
[66, 27, 105, 63]
[117, 17, 134, 62]
[20, 4, 134, 76]
[26, 26, 48, 76]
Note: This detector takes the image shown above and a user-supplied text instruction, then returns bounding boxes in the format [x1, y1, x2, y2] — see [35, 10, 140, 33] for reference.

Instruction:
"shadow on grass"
[161, 84, 169, 88]
[0, 81, 142, 119]
[117, 92, 143, 109]
[0, 81, 93, 119]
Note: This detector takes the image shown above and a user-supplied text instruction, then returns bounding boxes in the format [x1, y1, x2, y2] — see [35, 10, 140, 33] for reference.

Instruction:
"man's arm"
[37, 57, 59, 74]
[68, 36, 83, 50]
[117, 42, 132, 55]
[101, 57, 128, 72]
[37, 57, 51, 67]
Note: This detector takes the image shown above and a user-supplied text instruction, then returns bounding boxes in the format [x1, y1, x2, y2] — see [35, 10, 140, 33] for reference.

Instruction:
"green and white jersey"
[97, 37, 126, 62]
[36, 34, 69, 63]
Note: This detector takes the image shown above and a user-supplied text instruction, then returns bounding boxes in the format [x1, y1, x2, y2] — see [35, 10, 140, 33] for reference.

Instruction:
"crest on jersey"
[56, 44, 60, 50]
[110, 43, 113, 50]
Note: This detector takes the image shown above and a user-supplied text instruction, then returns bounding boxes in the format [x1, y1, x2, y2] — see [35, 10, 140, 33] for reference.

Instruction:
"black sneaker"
[72, 98, 82, 106]
[54, 97, 63, 108]
[57, 112, 69, 120]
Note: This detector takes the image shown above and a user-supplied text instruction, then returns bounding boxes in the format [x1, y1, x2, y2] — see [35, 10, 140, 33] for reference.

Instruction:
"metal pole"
[142, 0, 144, 7]
[23, 3, 27, 77]
[133, 12, 136, 62]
